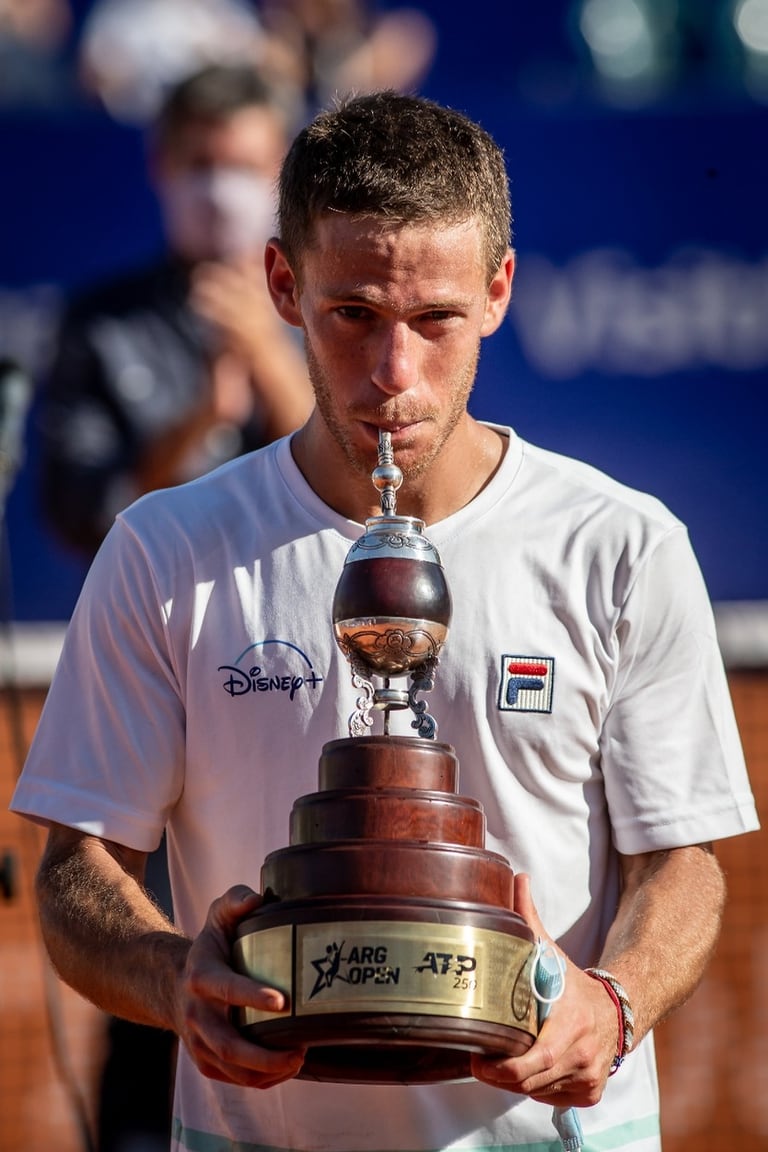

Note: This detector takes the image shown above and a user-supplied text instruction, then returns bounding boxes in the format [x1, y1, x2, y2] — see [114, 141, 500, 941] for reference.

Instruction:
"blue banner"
[1, 2, 766, 619]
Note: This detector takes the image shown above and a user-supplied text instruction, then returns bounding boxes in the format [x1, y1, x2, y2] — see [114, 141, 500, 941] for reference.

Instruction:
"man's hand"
[176, 886, 305, 1088]
[471, 874, 619, 1107]
[473, 846, 725, 1105]
[36, 827, 305, 1090]
[190, 257, 313, 441]
[190, 259, 288, 363]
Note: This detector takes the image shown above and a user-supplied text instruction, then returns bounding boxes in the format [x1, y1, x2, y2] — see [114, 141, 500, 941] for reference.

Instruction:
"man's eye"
[421, 310, 455, 324]
[337, 306, 371, 320]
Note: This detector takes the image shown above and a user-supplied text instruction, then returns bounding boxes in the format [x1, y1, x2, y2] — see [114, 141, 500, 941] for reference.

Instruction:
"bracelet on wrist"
[585, 967, 635, 1074]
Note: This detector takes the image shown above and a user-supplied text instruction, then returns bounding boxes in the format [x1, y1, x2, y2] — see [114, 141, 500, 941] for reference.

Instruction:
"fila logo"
[498, 655, 555, 713]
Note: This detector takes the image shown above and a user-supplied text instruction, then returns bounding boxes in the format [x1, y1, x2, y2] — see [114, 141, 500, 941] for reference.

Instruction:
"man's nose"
[370, 323, 419, 395]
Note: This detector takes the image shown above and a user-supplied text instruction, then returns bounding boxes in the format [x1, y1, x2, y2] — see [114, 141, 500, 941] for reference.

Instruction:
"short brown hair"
[278, 91, 512, 282]
[153, 64, 282, 152]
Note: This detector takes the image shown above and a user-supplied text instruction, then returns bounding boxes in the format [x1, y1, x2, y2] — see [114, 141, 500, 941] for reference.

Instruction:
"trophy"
[233, 432, 538, 1084]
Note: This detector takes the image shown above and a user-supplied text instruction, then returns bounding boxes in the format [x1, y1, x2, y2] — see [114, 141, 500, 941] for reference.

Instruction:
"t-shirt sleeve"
[599, 525, 759, 854]
[10, 515, 186, 851]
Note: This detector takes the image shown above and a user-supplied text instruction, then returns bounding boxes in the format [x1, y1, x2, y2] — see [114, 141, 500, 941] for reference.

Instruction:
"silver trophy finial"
[371, 430, 403, 516]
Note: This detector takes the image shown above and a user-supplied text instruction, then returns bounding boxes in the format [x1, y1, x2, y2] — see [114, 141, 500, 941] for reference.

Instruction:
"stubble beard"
[303, 337, 481, 485]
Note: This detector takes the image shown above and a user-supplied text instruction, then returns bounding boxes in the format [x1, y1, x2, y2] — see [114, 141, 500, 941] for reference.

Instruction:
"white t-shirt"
[12, 426, 758, 1152]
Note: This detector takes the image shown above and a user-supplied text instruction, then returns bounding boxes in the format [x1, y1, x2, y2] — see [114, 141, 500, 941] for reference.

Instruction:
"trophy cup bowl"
[331, 513, 451, 676]
[233, 435, 538, 1084]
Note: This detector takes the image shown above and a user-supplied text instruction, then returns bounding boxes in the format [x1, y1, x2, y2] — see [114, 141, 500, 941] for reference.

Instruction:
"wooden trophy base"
[233, 736, 537, 1084]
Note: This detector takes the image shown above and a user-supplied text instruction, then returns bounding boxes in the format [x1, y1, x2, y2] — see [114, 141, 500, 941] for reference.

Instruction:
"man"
[39, 61, 311, 558]
[13, 92, 757, 1151]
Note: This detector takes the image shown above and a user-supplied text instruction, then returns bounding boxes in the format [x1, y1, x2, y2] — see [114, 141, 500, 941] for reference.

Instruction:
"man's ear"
[480, 248, 515, 338]
[265, 239, 303, 327]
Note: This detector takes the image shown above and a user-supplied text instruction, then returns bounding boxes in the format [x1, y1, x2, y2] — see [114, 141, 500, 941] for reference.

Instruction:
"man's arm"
[594, 843, 725, 1041]
[472, 843, 726, 1107]
[36, 823, 305, 1087]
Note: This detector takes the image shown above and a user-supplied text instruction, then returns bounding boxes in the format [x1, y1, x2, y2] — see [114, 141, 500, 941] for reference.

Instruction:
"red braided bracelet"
[585, 967, 633, 1074]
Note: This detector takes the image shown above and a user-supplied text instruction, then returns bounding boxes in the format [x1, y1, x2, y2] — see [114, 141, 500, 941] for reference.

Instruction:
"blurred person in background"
[39, 62, 312, 562]
[77, 0, 436, 124]
[0, 0, 76, 107]
[77, 0, 273, 123]
[256, 0, 437, 110]
[37, 62, 312, 1152]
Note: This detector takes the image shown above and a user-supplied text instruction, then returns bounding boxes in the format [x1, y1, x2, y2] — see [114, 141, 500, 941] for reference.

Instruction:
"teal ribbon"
[531, 939, 584, 1152]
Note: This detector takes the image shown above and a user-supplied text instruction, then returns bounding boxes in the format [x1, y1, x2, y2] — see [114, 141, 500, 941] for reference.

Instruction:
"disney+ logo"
[219, 639, 323, 701]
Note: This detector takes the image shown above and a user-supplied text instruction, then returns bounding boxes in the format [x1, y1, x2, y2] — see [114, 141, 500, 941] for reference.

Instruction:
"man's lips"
[358, 418, 425, 440]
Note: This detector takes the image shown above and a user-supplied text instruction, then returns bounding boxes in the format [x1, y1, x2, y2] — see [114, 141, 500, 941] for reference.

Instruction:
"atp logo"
[498, 655, 554, 713]
[218, 639, 323, 701]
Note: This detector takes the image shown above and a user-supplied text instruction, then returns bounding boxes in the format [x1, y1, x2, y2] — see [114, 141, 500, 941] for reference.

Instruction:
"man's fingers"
[188, 963, 289, 1013]
[191, 890, 290, 1013]
[208, 885, 262, 929]
[187, 1006, 305, 1087]
[201, 885, 263, 951]
[512, 872, 546, 937]
[187, 887, 289, 1012]
[233, 974, 288, 1012]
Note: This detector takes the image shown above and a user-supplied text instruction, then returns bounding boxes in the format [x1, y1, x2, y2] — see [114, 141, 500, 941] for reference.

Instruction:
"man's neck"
[291, 418, 507, 526]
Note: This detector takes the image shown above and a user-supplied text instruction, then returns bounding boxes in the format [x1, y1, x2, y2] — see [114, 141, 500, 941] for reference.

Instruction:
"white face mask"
[161, 167, 277, 261]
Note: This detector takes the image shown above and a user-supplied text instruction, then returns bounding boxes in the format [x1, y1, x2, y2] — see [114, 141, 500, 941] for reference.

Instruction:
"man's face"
[281, 213, 511, 488]
[156, 106, 286, 262]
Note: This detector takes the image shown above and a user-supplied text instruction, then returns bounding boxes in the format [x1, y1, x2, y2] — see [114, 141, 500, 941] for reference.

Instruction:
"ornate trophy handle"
[408, 656, 439, 739]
